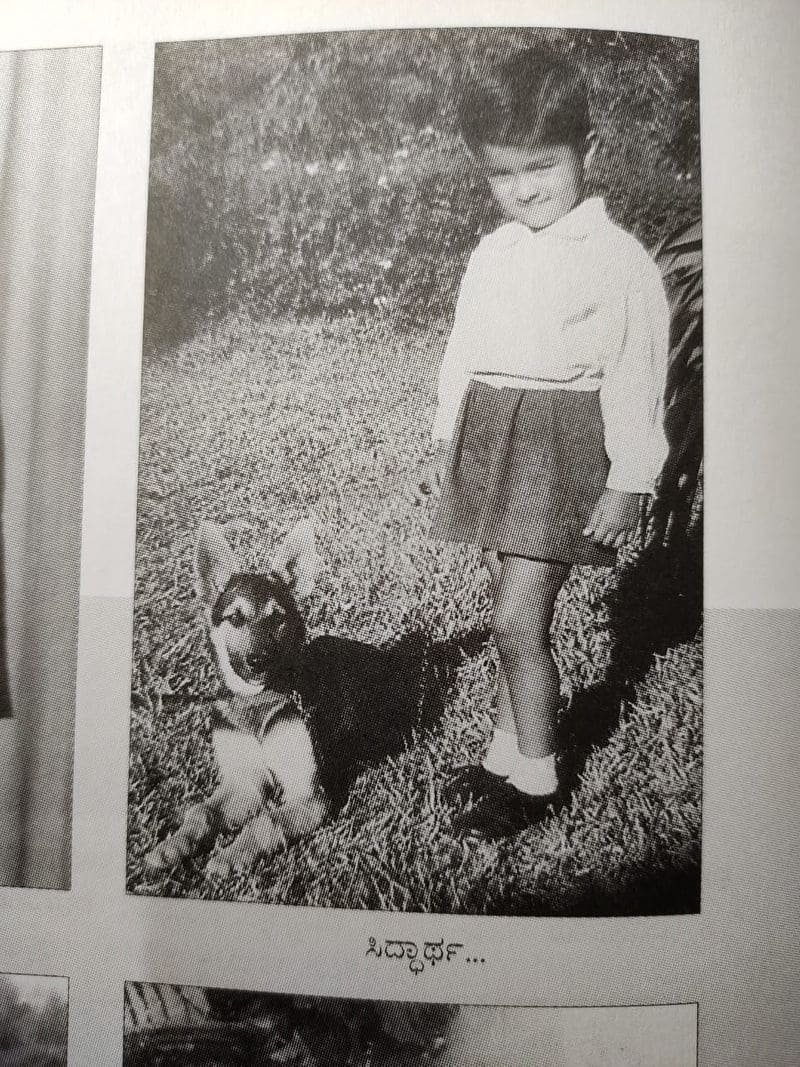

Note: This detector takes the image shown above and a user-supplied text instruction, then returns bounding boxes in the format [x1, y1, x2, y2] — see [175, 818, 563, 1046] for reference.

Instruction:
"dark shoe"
[442, 764, 507, 807]
[452, 779, 560, 841]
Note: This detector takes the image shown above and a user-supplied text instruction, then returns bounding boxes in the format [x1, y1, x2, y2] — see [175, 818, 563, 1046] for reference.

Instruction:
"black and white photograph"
[124, 981, 697, 1067]
[0, 972, 69, 1067]
[0, 46, 100, 889]
[128, 28, 703, 915]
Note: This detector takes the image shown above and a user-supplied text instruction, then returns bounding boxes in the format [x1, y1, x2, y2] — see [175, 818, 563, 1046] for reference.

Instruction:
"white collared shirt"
[431, 197, 670, 494]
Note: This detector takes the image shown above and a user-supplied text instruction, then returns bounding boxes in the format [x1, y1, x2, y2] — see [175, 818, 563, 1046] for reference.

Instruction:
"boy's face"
[481, 141, 589, 231]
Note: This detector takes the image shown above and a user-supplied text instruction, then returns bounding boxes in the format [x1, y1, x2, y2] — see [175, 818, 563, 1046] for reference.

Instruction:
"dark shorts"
[430, 380, 616, 567]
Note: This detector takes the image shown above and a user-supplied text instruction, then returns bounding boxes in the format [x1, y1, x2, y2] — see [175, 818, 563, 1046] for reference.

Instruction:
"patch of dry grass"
[127, 313, 702, 915]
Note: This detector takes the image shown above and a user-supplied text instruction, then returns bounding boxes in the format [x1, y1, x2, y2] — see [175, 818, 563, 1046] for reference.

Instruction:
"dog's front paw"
[143, 804, 217, 877]
[205, 812, 288, 878]
[205, 853, 236, 879]
[205, 845, 257, 879]
[143, 841, 178, 878]
[143, 832, 200, 876]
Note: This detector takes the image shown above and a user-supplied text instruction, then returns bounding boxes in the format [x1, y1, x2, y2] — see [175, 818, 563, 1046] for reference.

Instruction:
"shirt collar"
[490, 196, 608, 246]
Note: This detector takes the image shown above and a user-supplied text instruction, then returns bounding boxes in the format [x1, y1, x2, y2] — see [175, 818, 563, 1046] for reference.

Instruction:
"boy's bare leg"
[492, 556, 568, 758]
[481, 550, 517, 736]
[452, 556, 567, 837]
[494, 669, 516, 735]
[444, 551, 518, 805]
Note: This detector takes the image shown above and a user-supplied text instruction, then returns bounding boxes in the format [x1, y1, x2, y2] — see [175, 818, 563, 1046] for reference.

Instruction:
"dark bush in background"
[144, 28, 700, 356]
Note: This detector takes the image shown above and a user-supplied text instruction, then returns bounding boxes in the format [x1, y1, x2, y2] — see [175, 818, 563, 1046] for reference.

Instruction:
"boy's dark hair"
[459, 47, 591, 154]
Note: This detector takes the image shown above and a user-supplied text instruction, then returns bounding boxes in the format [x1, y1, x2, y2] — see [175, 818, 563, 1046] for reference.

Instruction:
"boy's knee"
[493, 603, 550, 655]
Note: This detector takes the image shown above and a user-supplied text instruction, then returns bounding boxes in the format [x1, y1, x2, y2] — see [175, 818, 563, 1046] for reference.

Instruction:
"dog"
[144, 519, 441, 879]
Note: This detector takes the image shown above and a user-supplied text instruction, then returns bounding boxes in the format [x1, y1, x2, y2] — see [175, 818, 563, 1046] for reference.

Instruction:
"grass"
[131, 29, 702, 915]
[127, 312, 702, 915]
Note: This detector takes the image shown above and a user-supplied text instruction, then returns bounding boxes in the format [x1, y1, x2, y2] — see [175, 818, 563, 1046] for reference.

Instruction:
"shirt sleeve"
[600, 254, 670, 494]
[431, 248, 485, 441]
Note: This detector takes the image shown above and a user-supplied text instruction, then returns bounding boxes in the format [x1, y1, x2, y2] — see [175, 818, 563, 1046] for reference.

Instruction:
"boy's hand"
[407, 445, 447, 506]
[583, 488, 643, 549]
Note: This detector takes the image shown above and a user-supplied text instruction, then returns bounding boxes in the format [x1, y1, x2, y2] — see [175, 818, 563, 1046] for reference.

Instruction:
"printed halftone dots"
[482, 725, 518, 775]
[129, 28, 701, 917]
[509, 751, 559, 796]
[0, 46, 100, 889]
[431, 384, 615, 566]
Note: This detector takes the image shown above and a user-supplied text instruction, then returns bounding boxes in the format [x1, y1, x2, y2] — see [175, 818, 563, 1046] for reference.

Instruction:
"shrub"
[143, 28, 700, 355]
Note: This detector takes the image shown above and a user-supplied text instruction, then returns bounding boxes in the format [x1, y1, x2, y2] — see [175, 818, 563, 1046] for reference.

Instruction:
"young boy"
[427, 47, 670, 839]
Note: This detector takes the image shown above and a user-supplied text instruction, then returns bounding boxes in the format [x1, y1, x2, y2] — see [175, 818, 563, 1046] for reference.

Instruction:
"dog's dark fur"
[144, 520, 442, 878]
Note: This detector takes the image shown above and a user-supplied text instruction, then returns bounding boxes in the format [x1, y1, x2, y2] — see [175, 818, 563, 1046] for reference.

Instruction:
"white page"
[0, 3, 798, 1067]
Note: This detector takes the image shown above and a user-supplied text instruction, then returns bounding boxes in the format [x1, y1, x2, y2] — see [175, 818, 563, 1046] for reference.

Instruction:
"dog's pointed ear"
[271, 519, 321, 602]
[195, 522, 240, 606]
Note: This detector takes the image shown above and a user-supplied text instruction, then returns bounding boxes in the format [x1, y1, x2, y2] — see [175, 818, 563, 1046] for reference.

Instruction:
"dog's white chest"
[212, 716, 319, 802]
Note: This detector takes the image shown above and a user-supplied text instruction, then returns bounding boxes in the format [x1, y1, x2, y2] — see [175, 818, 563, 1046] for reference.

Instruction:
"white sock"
[482, 727, 518, 777]
[509, 751, 559, 797]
